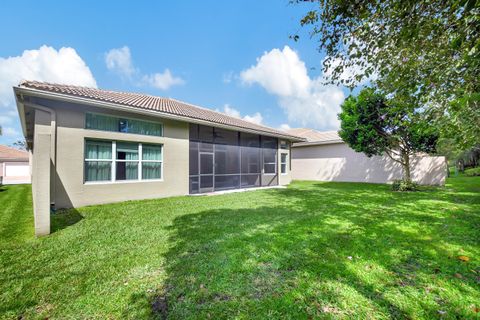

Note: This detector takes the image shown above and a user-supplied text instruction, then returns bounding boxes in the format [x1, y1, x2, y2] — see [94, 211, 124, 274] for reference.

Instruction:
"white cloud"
[220, 104, 263, 125]
[105, 46, 136, 77]
[0, 45, 97, 143]
[243, 112, 263, 125]
[223, 104, 241, 118]
[105, 46, 184, 90]
[142, 69, 185, 90]
[241, 46, 310, 98]
[2, 127, 19, 137]
[279, 123, 291, 131]
[0, 45, 97, 108]
[240, 46, 345, 130]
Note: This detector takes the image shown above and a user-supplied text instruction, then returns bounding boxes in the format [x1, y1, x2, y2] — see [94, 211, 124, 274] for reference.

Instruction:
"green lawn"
[0, 176, 479, 319]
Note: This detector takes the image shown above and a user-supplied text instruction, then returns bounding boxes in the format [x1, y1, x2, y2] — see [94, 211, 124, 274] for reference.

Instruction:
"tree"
[294, 0, 480, 148]
[10, 140, 27, 151]
[338, 88, 439, 184]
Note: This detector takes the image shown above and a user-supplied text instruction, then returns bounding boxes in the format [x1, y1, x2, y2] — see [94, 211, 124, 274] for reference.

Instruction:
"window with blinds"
[84, 139, 162, 182]
[85, 113, 163, 137]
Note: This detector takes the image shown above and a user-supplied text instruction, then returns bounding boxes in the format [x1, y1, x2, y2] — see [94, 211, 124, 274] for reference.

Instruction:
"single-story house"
[14, 81, 305, 236]
[14, 81, 447, 236]
[0, 145, 31, 185]
[285, 128, 447, 185]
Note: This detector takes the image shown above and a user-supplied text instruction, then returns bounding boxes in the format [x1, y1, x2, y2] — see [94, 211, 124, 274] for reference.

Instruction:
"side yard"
[0, 176, 479, 319]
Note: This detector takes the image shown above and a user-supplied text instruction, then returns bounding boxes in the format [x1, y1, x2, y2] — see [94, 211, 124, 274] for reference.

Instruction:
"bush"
[391, 179, 418, 191]
[464, 167, 480, 177]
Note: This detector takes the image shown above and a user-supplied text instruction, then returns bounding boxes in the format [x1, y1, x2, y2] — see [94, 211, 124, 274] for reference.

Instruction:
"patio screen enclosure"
[189, 124, 278, 194]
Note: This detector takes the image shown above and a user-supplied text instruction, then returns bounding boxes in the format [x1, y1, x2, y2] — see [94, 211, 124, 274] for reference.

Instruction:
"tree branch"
[385, 149, 404, 165]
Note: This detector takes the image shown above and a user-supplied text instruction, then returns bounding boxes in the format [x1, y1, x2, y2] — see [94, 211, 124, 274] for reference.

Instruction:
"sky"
[0, 0, 357, 146]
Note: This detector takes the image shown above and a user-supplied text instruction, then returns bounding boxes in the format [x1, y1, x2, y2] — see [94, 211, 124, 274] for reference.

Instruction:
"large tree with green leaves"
[339, 88, 439, 183]
[294, 0, 480, 148]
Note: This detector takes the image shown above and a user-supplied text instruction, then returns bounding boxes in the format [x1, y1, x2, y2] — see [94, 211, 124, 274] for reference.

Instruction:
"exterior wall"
[31, 98, 189, 208]
[278, 141, 292, 186]
[291, 143, 447, 186]
[32, 109, 52, 236]
[1, 161, 31, 184]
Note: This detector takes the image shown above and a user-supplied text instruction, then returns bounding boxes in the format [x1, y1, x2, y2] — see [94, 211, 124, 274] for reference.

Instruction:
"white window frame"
[280, 153, 288, 175]
[84, 139, 163, 184]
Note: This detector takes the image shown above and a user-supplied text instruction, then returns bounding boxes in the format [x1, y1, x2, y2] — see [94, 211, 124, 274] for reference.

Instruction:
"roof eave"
[292, 140, 344, 147]
[14, 86, 306, 142]
[13, 87, 28, 140]
[0, 157, 29, 162]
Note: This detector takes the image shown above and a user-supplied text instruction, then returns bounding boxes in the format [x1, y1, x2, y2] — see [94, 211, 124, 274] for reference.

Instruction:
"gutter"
[292, 140, 344, 147]
[13, 86, 306, 143]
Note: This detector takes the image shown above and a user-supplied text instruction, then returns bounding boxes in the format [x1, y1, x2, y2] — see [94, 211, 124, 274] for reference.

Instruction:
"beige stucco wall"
[32, 98, 189, 208]
[32, 109, 52, 236]
[291, 143, 447, 185]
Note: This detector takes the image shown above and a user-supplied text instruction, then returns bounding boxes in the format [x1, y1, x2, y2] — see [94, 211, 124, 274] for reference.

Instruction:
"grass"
[0, 176, 479, 319]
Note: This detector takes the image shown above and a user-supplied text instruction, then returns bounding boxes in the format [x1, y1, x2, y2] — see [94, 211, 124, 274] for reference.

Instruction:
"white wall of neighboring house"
[1, 161, 31, 184]
[291, 142, 447, 185]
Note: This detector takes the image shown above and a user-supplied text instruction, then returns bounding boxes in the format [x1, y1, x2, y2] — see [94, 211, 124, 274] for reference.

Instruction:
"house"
[14, 81, 305, 236]
[0, 145, 31, 185]
[285, 128, 447, 185]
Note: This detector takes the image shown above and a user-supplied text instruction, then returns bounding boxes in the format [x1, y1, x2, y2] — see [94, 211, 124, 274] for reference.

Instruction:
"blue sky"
[0, 0, 354, 146]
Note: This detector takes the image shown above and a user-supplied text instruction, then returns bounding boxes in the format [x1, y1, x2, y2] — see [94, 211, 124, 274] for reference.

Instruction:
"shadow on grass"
[51, 209, 84, 233]
[151, 182, 479, 319]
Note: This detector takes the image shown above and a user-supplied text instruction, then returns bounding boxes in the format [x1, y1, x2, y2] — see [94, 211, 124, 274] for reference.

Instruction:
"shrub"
[464, 167, 480, 177]
[391, 179, 418, 191]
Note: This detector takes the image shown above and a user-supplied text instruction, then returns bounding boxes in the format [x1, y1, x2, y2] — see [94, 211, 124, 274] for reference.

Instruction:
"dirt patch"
[152, 294, 168, 320]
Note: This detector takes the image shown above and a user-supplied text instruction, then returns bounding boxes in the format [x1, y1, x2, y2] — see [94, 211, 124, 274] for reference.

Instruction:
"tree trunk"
[402, 151, 412, 183]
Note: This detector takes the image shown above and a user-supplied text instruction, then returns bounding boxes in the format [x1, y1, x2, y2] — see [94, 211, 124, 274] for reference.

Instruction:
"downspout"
[21, 99, 57, 206]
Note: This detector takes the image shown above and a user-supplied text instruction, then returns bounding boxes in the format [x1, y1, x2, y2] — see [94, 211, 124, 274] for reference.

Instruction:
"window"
[280, 140, 289, 149]
[84, 139, 162, 182]
[86, 113, 163, 137]
[281, 153, 288, 174]
[85, 140, 112, 182]
[142, 144, 162, 180]
[263, 149, 277, 174]
[116, 142, 138, 180]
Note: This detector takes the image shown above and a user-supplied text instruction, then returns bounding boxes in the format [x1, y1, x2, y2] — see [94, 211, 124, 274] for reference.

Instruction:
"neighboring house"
[0, 145, 31, 185]
[285, 128, 447, 186]
[14, 81, 304, 236]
